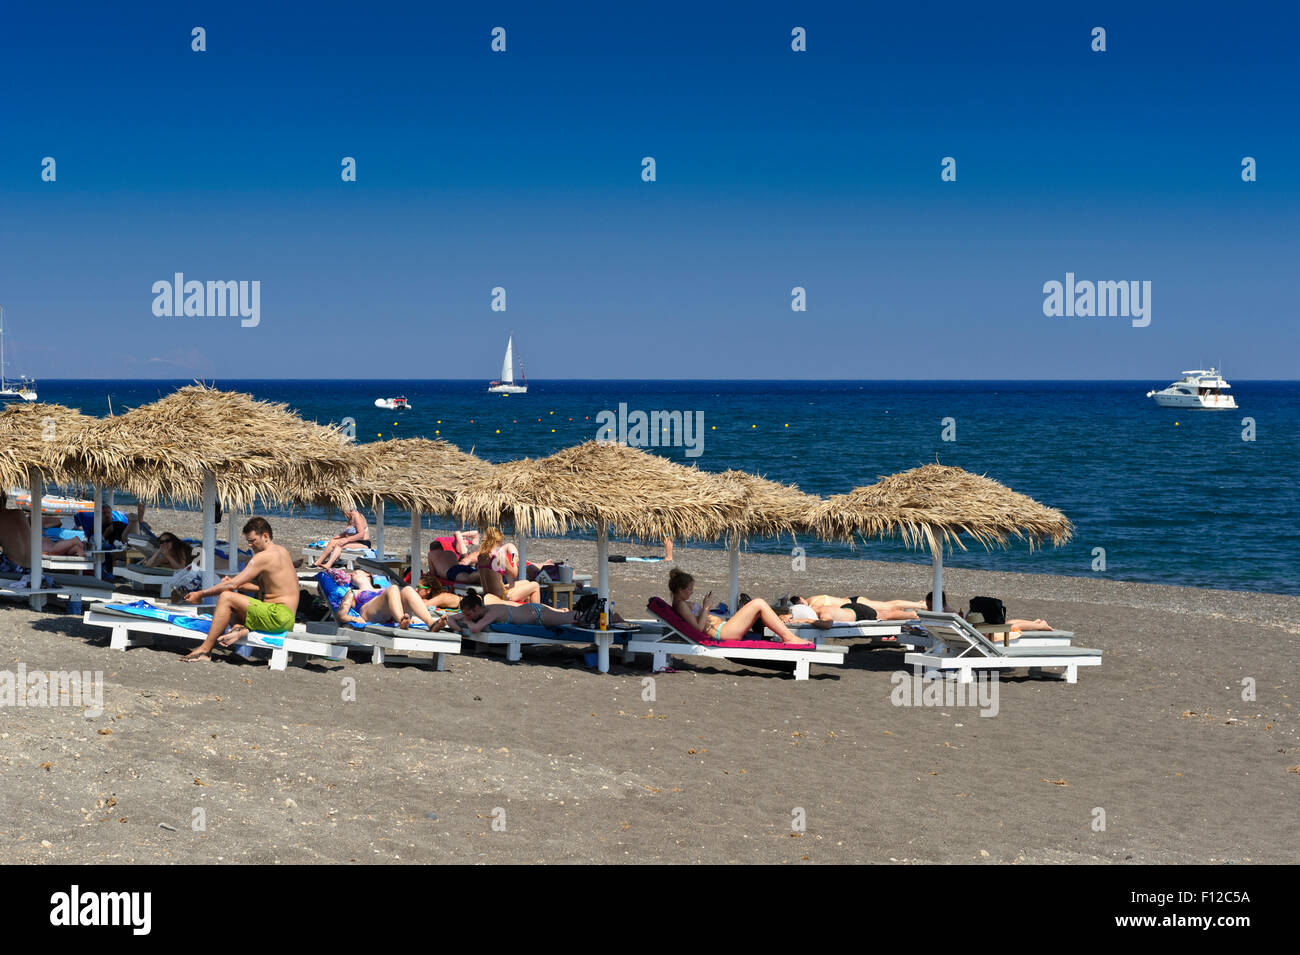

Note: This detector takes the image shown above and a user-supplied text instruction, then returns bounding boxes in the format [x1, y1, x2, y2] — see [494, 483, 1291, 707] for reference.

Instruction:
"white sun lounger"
[459, 621, 633, 673]
[973, 622, 1075, 648]
[776, 619, 905, 646]
[41, 553, 96, 573]
[0, 569, 126, 612]
[904, 611, 1102, 684]
[82, 602, 351, 671]
[111, 563, 181, 595]
[624, 599, 847, 681]
[323, 619, 462, 670]
[302, 544, 395, 569]
[0, 580, 62, 609]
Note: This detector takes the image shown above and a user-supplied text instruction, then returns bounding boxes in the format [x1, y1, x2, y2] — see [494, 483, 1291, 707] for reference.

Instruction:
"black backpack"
[968, 596, 1006, 625]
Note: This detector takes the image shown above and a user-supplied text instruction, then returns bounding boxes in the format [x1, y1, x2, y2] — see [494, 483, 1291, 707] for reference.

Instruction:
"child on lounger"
[668, 569, 811, 645]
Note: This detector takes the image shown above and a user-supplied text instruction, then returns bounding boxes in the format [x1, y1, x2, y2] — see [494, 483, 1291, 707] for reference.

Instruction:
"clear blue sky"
[1, 1, 1296, 380]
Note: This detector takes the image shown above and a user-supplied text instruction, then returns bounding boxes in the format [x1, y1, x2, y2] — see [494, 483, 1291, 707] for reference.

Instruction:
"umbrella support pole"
[227, 510, 238, 573]
[727, 534, 740, 614]
[28, 476, 44, 610]
[201, 471, 217, 591]
[374, 501, 385, 558]
[93, 485, 104, 580]
[596, 525, 609, 600]
[409, 507, 422, 576]
[931, 547, 944, 614]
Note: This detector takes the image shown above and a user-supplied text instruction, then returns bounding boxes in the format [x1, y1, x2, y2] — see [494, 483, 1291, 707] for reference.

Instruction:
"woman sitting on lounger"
[145, 533, 194, 570]
[472, 528, 542, 604]
[336, 570, 443, 630]
[313, 507, 372, 569]
[669, 569, 811, 645]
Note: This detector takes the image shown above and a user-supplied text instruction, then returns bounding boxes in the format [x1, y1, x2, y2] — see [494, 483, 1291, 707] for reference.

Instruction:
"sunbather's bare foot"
[398, 614, 412, 630]
[217, 625, 249, 647]
[179, 650, 211, 662]
[781, 636, 814, 646]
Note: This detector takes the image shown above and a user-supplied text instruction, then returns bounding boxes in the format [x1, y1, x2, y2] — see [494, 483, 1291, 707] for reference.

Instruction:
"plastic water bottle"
[598, 598, 608, 631]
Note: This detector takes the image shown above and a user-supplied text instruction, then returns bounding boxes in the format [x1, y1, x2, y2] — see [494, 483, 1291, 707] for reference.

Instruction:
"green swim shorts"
[245, 598, 295, 634]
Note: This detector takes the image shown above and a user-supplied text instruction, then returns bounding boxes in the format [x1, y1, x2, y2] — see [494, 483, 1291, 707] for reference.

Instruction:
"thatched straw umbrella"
[0, 403, 102, 592]
[707, 470, 825, 612]
[63, 384, 362, 588]
[810, 464, 1073, 607]
[341, 438, 493, 564]
[455, 440, 747, 600]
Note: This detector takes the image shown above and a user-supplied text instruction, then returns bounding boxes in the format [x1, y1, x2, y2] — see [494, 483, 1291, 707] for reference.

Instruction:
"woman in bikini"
[313, 507, 372, 569]
[798, 593, 924, 622]
[336, 570, 443, 630]
[445, 590, 579, 634]
[145, 533, 195, 570]
[472, 528, 542, 603]
[668, 569, 811, 645]
[446, 591, 629, 634]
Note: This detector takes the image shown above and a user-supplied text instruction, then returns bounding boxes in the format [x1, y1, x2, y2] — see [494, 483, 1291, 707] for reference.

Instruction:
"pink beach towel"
[647, 597, 813, 651]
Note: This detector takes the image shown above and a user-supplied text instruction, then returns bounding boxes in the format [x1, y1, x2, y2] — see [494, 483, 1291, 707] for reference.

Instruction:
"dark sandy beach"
[1, 508, 1296, 864]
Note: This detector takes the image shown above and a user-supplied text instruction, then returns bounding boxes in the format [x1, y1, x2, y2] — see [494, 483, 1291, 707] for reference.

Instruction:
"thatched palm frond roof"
[811, 464, 1073, 553]
[0, 402, 96, 488]
[346, 438, 493, 514]
[62, 384, 363, 510]
[710, 469, 825, 539]
[453, 440, 746, 540]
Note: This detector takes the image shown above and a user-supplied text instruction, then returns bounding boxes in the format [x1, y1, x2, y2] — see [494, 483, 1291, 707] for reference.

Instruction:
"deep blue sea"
[29, 379, 1300, 595]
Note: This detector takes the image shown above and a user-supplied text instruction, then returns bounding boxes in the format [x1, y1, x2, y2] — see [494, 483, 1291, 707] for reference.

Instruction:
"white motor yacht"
[1146, 369, 1237, 410]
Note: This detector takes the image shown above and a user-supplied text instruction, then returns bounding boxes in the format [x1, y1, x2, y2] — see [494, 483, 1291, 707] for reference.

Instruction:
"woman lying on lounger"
[335, 570, 444, 630]
[793, 593, 925, 622]
[444, 590, 624, 634]
[415, 572, 463, 610]
[924, 591, 1053, 631]
[669, 569, 811, 645]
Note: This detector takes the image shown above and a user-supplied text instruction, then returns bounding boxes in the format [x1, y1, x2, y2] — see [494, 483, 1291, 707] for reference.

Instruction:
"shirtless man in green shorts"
[180, 517, 299, 662]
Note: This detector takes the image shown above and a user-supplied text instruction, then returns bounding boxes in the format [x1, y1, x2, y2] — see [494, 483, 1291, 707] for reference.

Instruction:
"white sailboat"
[0, 306, 38, 403]
[488, 333, 528, 394]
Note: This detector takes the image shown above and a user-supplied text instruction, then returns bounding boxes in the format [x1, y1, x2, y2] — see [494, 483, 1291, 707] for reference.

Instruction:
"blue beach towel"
[104, 600, 289, 645]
